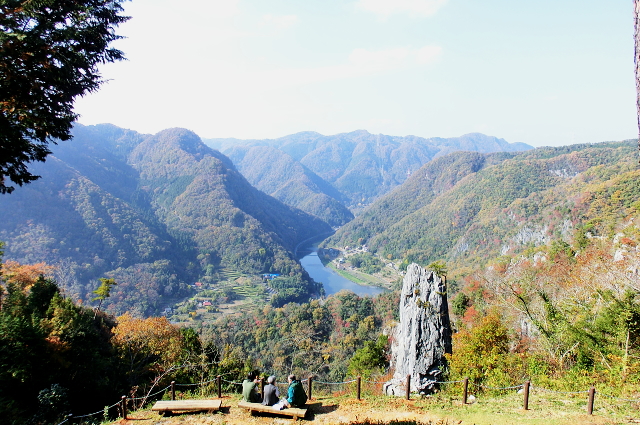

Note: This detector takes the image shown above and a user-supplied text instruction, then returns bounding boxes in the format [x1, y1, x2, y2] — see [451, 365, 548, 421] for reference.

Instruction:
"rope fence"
[55, 372, 640, 424]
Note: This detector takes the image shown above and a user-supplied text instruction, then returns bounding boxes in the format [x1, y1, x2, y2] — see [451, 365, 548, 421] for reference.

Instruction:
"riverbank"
[300, 245, 386, 297]
[326, 261, 391, 289]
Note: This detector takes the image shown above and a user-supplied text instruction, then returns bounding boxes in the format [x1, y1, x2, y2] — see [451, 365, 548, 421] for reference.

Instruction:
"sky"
[74, 0, 637, 147]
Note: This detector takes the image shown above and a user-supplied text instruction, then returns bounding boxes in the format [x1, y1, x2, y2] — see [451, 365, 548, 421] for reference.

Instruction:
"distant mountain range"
[0, 124, 542, 315]
[205, 131, 532, 212]
[323, 140, 640, 279]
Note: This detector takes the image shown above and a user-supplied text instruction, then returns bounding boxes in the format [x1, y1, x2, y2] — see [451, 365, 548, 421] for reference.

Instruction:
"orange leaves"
[1, 259, 55, 290]
[112, 313, 184, 369]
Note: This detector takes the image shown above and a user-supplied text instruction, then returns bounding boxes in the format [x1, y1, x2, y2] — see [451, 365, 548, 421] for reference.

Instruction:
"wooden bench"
[151, 399, 222, 415]
[238, 401, 307, 420]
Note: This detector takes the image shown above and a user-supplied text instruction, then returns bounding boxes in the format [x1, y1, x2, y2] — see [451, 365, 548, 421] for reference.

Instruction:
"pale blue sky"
[74, 0, 636, 147]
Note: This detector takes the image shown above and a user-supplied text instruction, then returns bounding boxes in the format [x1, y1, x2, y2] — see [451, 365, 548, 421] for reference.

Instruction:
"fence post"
[121, 395, 127, 420]
[217, 375, 222, 398]
[463, 377, 469, 404]
[171, 381, 175, 400]
[523, 380, 530, 410]
[357, 376, 362, 400]
[405, 374, 411, 400]
[587, 386, 596, 415]
[308, 376, 313, 401]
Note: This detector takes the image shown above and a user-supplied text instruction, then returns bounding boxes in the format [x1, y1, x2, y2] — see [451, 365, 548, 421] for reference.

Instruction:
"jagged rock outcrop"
[385, 263, 452, 395]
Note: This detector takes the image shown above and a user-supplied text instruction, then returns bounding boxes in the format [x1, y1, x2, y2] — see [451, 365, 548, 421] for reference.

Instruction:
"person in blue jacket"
[283, 374, 307, 408]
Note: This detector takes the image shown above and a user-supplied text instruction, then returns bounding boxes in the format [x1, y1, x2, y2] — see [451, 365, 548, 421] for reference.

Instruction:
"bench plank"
[152, 399, 222, 413]
[238, 401, 307, 420]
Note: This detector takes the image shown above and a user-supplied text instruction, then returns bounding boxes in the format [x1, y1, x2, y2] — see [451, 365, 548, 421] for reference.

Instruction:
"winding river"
[298, 244, 385, 297]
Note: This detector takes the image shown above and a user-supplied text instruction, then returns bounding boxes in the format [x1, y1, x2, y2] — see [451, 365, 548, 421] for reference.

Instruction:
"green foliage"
[0, 0, 129, 193]
[0, 277, 125, 424]
[33, 384, 70, 424]
[0, 126, 330, 315]
[203, 290, 395, 383]
[427, 260, 447, 277]
[225, 145, 354, 227]
[326, 140, 638, 277]
[92, 277, 117, 311]
[451, 292, 470, 317]
[548, 240, 574, 261]
[348, 334, 389, 378]
[350, 253, 383, 274]
[447, 313, 519, 386]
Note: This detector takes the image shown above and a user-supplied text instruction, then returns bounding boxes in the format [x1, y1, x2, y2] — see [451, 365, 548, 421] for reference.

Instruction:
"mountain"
[323, 140, 639, 273]
[0, 125, 332, 315]
[223, 145, 353, 227]
[205, 130, 533, 210]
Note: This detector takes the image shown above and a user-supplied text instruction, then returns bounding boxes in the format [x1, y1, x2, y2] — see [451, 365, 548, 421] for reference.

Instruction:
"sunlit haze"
[74, 0, 636, 147]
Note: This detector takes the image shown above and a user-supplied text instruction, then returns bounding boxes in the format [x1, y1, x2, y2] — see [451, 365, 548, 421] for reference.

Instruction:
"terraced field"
[167, 269, 271, 323]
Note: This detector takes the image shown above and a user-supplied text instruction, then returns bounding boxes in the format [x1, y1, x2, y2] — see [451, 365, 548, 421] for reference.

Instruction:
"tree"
[427, 260, 447, 278]
[347, 334, 388, 378]
[92, 277, 117, 315]
[0, 0, 129, 193]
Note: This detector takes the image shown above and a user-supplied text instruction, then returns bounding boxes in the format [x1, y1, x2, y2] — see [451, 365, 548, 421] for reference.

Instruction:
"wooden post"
[171, 380, 175, 400]
[121, 395, 127, 420]
[587, 386, 596, 415]
[308, 376, 313, 401]
[217, 375, 222, 398]
[463, 377, 469, 404]
[357, 376, 362, 400]
[260, 378, 265, 398]
[405, 374, 411, 400]
[523, 380, 530, 410]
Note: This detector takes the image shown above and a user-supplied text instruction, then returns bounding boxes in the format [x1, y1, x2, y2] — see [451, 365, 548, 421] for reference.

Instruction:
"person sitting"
[242, 371, 262, 403]
[261, 375, 280, 406]
[283, 374, 307, 408]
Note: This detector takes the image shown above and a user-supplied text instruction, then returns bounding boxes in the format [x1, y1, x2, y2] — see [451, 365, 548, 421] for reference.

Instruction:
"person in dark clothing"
[283, 374, 307, 408]
[242, 371, 262, 403]
[261, 375, 280, 406]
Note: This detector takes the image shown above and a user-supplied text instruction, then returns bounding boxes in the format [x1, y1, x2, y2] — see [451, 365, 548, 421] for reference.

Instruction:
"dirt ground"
[113, 395, 621, 425]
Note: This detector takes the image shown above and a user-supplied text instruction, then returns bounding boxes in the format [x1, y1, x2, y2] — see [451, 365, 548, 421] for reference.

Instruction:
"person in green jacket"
[283, 374, 307, 408]
[242, 371, 262, 403]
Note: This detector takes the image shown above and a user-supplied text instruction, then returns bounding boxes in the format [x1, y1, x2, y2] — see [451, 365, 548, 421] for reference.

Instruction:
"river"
[298, 244, 385, 297]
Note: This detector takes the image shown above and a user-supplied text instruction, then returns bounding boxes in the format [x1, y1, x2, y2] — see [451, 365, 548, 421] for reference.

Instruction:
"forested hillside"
[0, 125, 332, 315]
[205, 130, 532, 209]
[223, 145, 353, 227]
[324, 140, 639, 275]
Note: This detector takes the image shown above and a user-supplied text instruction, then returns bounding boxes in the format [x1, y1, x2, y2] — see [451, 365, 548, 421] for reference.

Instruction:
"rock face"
[386, 263, 452, 395]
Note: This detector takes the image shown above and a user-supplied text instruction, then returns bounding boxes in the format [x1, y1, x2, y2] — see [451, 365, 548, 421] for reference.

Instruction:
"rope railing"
[129, 385, 171, 401]
[315, 379, 358, 385]
[175, 378, 218, 387]
[473, 383, 524, 391]
[53, 373, 640, 422]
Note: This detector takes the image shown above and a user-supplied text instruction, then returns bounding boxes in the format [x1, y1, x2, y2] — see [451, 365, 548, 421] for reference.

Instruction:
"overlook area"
[1, 1, 638, 424]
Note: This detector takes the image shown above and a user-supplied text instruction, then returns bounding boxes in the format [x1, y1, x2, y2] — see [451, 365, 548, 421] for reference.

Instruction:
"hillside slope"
[324, 140, 639, 272]
[224, 145, 353, 227]
[0, 125, 332, 315]
[205, 131, 532, 209]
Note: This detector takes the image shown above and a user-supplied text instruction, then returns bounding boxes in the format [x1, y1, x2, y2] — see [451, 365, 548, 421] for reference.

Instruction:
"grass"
[105, 384, 640, 425]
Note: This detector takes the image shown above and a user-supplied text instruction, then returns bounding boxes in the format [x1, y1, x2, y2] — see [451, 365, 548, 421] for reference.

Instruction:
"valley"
[2, 125, 639, 425]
